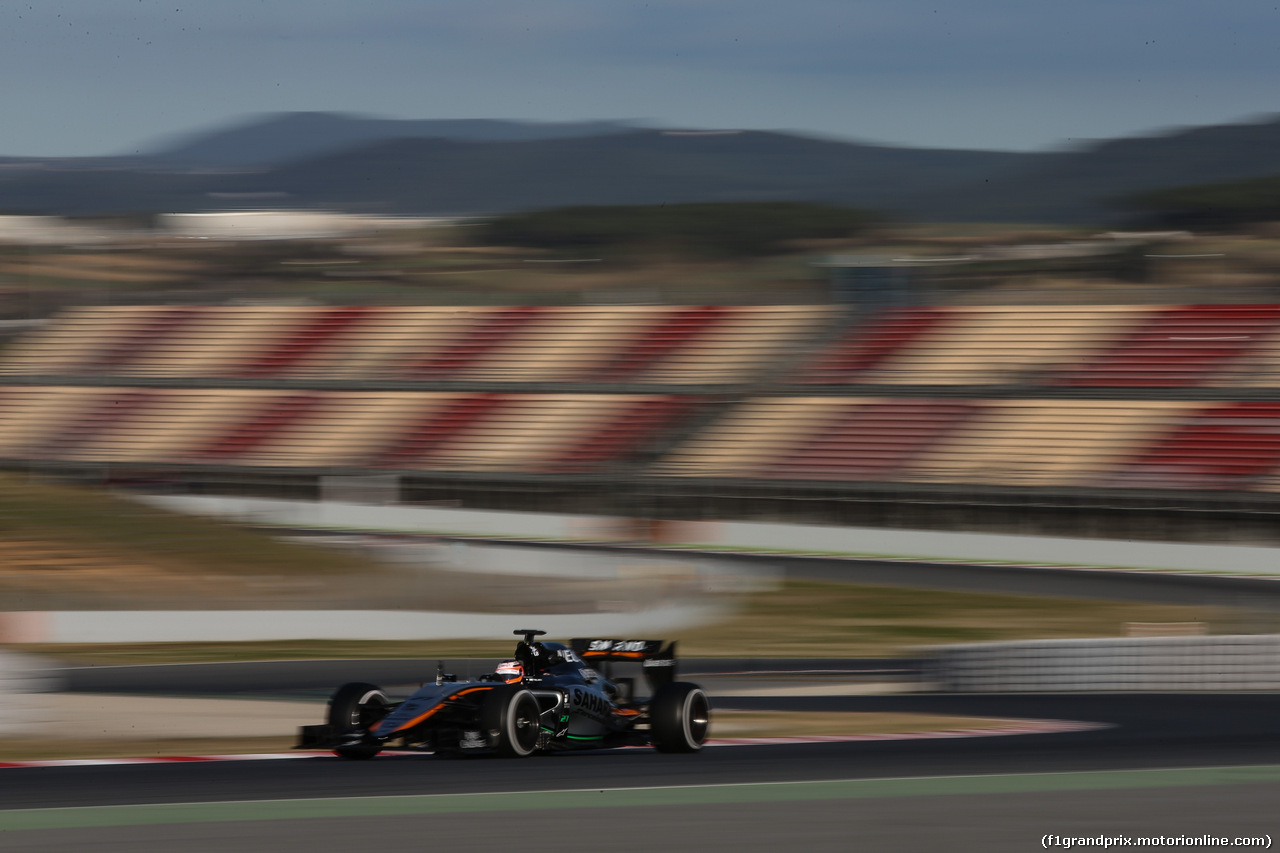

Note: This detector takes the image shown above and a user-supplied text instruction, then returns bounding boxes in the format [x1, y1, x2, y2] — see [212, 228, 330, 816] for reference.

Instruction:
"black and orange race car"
[297, 630, 710, 759]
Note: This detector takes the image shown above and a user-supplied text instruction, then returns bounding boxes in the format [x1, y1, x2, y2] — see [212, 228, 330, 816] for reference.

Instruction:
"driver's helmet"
[494, 660, 524, 684]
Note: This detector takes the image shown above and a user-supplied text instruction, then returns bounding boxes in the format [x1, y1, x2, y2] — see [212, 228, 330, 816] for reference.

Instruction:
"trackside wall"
[931, 634, 1280, 692]
[140, 494, 1280, 576]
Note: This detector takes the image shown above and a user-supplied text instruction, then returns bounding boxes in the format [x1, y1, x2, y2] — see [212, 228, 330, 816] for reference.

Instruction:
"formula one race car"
[297, 630, 710, 758]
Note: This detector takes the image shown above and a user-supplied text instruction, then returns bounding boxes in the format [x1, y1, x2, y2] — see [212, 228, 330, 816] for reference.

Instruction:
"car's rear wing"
[570, 638, 678, 691]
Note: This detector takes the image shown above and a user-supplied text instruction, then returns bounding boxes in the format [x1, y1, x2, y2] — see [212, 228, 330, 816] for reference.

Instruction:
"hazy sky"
[4, 0, 1279, 157]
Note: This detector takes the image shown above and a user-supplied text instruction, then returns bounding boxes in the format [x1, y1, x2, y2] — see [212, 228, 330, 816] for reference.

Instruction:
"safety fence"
[931, 634, 1280, 692]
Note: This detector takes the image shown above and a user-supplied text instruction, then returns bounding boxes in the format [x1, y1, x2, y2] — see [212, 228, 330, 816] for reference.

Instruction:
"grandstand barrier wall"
[930, 634, 1280, 692]
[139, 494, 1280, 576]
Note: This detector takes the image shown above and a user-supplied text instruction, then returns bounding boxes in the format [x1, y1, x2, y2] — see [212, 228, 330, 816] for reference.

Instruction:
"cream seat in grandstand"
[63, 390, 274, 463]
[0, 307, 158, 375]
[230, 393, 460, 467]
[456, 308, 666, 383]
[907, 400, 1197, 487]
[862, 306, 1148, 385]
[657, 397, 844, 477]
[640, 306, 834, 385]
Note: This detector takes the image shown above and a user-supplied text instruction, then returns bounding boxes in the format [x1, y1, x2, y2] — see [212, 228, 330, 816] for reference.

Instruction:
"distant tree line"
[1122, 175, 1280, 230]
[476, 201, 882, 258]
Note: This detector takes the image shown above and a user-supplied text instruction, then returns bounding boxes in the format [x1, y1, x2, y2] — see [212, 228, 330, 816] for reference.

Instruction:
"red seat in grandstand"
[235, 306, 372, 378]
[1054, 305, 1280, 387]
[590, 306, 727, 382]
[763, 399, 977, 480]
[542, 396, 694, 473]
[1104, 401, 1280, 489]
[797, 307, 948, 384]
[405, 307, 544, 380]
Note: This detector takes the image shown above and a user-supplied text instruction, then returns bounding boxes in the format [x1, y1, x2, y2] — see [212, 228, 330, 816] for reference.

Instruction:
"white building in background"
[159, 210, 458, 241]
[0, 215, 116, 246]
[0, 211, 459, 247]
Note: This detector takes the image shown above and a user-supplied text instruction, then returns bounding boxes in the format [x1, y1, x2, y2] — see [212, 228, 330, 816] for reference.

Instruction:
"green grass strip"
[5, 764, 1280, 831]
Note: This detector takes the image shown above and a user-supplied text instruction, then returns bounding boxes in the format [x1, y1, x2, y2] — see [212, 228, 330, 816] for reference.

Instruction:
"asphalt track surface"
[6, 669, 1280, 851]
[7, 689, 1280, 809]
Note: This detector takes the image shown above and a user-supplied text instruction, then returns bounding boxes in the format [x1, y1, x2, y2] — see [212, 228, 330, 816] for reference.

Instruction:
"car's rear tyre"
[481, 685, 541, 757]
[650, 682, 710, 753]
[327, 682, 390, 760]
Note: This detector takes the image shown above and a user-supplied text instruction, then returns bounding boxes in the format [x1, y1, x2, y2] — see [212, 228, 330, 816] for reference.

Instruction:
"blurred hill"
[231, 130, 1026, 216]
[5, 111, 1280, 224]
[1119, 173, 1280, 230]
[0, 120, 1039, 218]
[903, 115, 1280, 224]
[140, 112, 643, 168]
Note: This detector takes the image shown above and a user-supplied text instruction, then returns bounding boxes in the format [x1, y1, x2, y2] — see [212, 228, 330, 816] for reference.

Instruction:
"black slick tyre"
[481, 685, 541, 757]
[327, 682, 389, 760]
[649, 682, 710, 753]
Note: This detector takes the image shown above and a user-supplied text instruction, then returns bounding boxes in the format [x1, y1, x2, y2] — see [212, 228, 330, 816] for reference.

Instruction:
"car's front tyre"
[481, 685, 541, 757]
[327, 682, 390, 760]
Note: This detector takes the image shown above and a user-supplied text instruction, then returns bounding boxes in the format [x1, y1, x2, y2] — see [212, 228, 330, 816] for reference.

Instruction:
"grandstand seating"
[90, 306, 201, 374]
[1053, 305, 1280, 387]
[908, 400, 1196, 487]
[1208, 320, 1280, 388]
[195, 392, 329, 459]
[406, 307, 545, 379]
[1102, 401, 1280, 489]
[655, 398, 842, 478]
[72, 390, 276, 464]
[593, 305, 727, 382]
[429, 394, 626, 472]
[27, 388, 159, 460]
[0, 386, 120, 458]
[0, 305, 838, 385]
[862, 306, 1149, 385]
[5, 302, 1280, 496]
[543, 395, 693, 472]
[658, 397, 1217, 488]
[420, 308, 654, 383]
[235, 306, 372, 378]
[797, 306, 948, 383]
[315, 309, 489, 380]
[763, 399, 979, 481]
[238, 393, 452, 468]
[116, 307, 318, 378]
[793, 304, 1280, 387]
[630, 306, 833, 385]
[0, 387, 696, 474]
[0, 307, 155, 375]
[797, 305, 1150, 385]
[370, 393, 512, 467]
